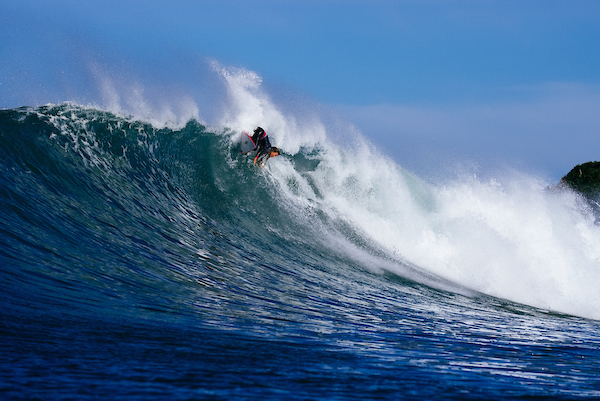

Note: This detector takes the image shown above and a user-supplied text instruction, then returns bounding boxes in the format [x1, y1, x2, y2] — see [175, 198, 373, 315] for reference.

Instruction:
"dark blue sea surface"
[1, 104, 600, 400]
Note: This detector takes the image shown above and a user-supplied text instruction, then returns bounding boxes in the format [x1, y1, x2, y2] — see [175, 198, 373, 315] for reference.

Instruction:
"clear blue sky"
[2, 0, 600, 180]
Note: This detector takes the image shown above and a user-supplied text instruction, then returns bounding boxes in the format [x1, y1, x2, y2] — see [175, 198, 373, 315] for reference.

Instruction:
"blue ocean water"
[1, 102, 600, 400]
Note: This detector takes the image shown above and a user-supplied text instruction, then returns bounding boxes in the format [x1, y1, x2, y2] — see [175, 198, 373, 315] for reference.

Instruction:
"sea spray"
[279, 143, 600, 318]
[210, 66, 600, 320]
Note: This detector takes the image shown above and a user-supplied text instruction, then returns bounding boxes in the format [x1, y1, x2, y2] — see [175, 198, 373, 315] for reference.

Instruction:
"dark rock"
[560, 161, 600, 199]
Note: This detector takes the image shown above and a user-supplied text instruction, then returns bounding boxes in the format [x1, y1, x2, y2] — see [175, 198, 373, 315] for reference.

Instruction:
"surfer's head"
[269, 147, 280, 158]
[254, 127, 264, 136]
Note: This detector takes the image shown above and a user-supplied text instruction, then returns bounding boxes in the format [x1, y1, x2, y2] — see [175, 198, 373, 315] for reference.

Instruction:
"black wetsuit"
[251, 127, 272, 165]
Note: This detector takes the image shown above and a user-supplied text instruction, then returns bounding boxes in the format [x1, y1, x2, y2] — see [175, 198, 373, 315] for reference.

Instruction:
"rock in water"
[561, 161, 600, 198]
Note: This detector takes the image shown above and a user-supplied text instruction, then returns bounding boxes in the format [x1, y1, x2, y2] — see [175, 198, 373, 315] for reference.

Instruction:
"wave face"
[2, 102, 600, 399]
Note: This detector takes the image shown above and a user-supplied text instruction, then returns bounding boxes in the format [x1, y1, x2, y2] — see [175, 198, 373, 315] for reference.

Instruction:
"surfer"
[251, 127, 280, 166]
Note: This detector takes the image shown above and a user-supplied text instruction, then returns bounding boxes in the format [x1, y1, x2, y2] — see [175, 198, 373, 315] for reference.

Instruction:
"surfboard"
[240, 131, 256, 154]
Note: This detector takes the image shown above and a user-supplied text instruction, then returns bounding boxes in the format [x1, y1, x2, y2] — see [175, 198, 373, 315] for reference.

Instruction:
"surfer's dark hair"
[254, 127, 264, 135]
